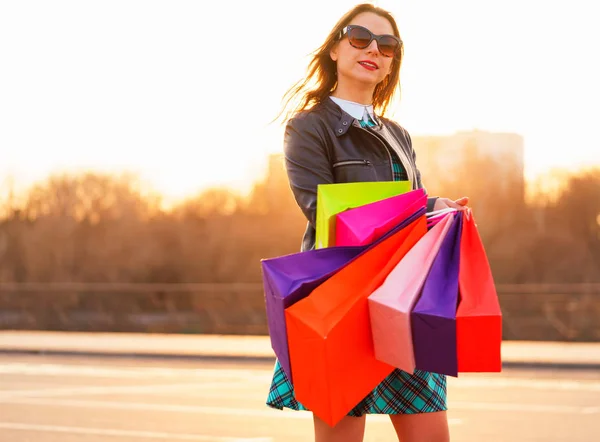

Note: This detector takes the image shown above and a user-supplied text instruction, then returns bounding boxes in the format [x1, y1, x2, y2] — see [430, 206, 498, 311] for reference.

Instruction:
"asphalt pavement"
[1, 331, 600, 441]
[1, 354, 599, 442]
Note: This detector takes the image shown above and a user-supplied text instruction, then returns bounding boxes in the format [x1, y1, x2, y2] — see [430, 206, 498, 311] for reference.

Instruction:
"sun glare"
[0, 0, 598, 201]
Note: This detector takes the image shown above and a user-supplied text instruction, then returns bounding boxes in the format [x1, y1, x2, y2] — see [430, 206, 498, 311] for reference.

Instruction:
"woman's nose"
[365, 39, 380, 55]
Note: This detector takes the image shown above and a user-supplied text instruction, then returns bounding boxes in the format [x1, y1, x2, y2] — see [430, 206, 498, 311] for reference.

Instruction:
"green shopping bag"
[315, 181, 411, 249]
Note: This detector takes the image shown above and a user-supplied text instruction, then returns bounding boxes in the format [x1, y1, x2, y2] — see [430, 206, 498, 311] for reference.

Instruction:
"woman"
[267, 3, 468, 442]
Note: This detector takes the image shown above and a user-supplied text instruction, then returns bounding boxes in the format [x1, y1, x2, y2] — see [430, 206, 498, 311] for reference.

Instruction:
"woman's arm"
[283, 115, 335, 228]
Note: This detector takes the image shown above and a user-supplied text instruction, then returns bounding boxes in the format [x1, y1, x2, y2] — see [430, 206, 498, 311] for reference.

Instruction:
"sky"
[1, 0, 598, 204]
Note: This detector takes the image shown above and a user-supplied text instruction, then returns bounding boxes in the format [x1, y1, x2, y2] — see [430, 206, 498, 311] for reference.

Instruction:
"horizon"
[2, 137, 597, 212]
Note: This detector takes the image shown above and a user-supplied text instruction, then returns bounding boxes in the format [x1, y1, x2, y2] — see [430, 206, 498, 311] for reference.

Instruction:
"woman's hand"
[433, 196, 469, 211]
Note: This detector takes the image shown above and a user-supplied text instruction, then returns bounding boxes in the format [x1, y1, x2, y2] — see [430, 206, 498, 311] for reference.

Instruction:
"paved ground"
[0, 354, 599, 442]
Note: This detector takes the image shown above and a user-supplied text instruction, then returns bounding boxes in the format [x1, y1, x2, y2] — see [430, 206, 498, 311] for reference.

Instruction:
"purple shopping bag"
[262, 207, 426, 382]
[262, 246, 363, 380]
[411, 211, 463, 377]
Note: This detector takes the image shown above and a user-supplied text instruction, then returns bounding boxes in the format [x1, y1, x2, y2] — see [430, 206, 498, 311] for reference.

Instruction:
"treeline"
[0, 155, 599, 284]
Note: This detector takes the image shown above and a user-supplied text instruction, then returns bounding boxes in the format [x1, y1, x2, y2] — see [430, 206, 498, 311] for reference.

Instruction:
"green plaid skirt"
[266, 359, 447, 416]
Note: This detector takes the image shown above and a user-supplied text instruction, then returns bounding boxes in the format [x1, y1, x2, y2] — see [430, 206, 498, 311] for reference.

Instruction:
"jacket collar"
[319, 97, 357, 137]
[319, 97, 382, 137]
[329, 96, 375, 121]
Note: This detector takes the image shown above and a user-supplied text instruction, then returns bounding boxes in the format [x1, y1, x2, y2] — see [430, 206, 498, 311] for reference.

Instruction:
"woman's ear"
[329, 42, 339, 62]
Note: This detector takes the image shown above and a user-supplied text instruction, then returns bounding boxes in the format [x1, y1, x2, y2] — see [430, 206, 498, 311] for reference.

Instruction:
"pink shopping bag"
[427, 208, 455, 229]
[335, 189, 426, 246]
[367, 214, 454, 373]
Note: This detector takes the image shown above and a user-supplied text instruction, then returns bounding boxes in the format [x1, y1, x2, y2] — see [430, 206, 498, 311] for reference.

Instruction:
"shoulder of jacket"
[288, 106, 328, 127]
[379, 117, 412, 143]
[286, 106, 332, 140]
[379, 116, 406, 132]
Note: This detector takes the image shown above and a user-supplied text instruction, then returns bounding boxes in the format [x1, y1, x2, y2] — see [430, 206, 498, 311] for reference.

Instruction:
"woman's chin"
[340, 73, 381, 89]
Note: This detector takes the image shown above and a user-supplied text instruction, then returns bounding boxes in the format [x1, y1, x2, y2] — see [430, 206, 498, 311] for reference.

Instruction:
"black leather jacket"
[283, 97, 438, 252]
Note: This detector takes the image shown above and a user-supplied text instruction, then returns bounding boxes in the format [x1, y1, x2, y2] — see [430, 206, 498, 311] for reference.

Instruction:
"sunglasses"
[339, 25, 402, 58]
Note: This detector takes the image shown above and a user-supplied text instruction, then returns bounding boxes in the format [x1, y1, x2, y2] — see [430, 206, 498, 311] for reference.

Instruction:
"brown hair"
[277, 3, 403, 123]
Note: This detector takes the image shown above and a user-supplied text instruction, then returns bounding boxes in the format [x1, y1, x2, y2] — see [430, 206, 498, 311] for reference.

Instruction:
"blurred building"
[412, 130, 525, 199]
[411, 130, 526, 235]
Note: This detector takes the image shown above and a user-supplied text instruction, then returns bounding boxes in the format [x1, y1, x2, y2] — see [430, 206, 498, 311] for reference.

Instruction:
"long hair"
[277, 3, 403, 123]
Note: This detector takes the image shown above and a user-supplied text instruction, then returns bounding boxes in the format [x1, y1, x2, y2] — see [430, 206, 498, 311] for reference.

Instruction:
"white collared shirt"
[329, 96, 377, 124]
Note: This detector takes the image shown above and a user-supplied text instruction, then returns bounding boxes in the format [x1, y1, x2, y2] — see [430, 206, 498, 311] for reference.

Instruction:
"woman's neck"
[331, 81, 374, 106]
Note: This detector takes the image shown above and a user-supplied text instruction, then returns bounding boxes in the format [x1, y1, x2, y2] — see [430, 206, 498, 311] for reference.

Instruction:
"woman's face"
[330, 12, 396, 91]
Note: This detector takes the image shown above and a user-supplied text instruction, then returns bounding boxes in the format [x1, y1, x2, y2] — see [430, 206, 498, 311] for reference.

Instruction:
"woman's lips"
[358, 60, 379, 71]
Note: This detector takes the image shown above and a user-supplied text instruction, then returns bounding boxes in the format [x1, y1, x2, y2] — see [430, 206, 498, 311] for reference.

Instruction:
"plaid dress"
[266, 115, 447, 417]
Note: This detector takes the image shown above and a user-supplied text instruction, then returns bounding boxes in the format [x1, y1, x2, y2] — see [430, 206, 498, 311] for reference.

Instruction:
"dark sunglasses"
[339, 25, 402, 58]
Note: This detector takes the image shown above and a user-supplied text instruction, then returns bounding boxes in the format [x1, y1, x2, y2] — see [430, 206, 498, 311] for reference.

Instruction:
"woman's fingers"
[446, 199, 467, 211]
[435, 197, 469, 212]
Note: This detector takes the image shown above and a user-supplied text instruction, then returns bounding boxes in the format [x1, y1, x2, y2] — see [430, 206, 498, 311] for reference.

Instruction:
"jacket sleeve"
[283, 115, 335, 228]
[405, 129, 438, 213]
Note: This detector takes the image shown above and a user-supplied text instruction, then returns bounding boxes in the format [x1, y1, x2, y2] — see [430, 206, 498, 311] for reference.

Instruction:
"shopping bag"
[286, 209, 427, 427]
[261, 245, 365, 381]
[368, 213, 454, 373]
[261, 198, 428, 381]
[427, 208, 455, 229]
[456, 209, 503, 372]
[335, 189, 426, 246]
[426, 208, 456, 219]
[315, 181, 411, 249]
[411, 212, 463, 377]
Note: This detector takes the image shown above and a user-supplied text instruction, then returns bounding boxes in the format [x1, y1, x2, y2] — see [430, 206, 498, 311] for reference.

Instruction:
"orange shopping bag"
[285, 214, 427, 427]
[457, 209, 503, 372]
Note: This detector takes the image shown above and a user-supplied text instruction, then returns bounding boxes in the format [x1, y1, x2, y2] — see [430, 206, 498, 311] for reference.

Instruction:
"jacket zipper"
[356, 126, 396, 180]
[332, 160, 372, 168]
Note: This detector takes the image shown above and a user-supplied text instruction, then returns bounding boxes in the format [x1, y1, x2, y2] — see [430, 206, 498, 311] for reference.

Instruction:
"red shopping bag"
[456, 209, 502, 372]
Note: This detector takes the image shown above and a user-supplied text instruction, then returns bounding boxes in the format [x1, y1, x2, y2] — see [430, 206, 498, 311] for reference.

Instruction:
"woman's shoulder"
[287, 103, 329, 126]
[285, 103, 332, 138]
